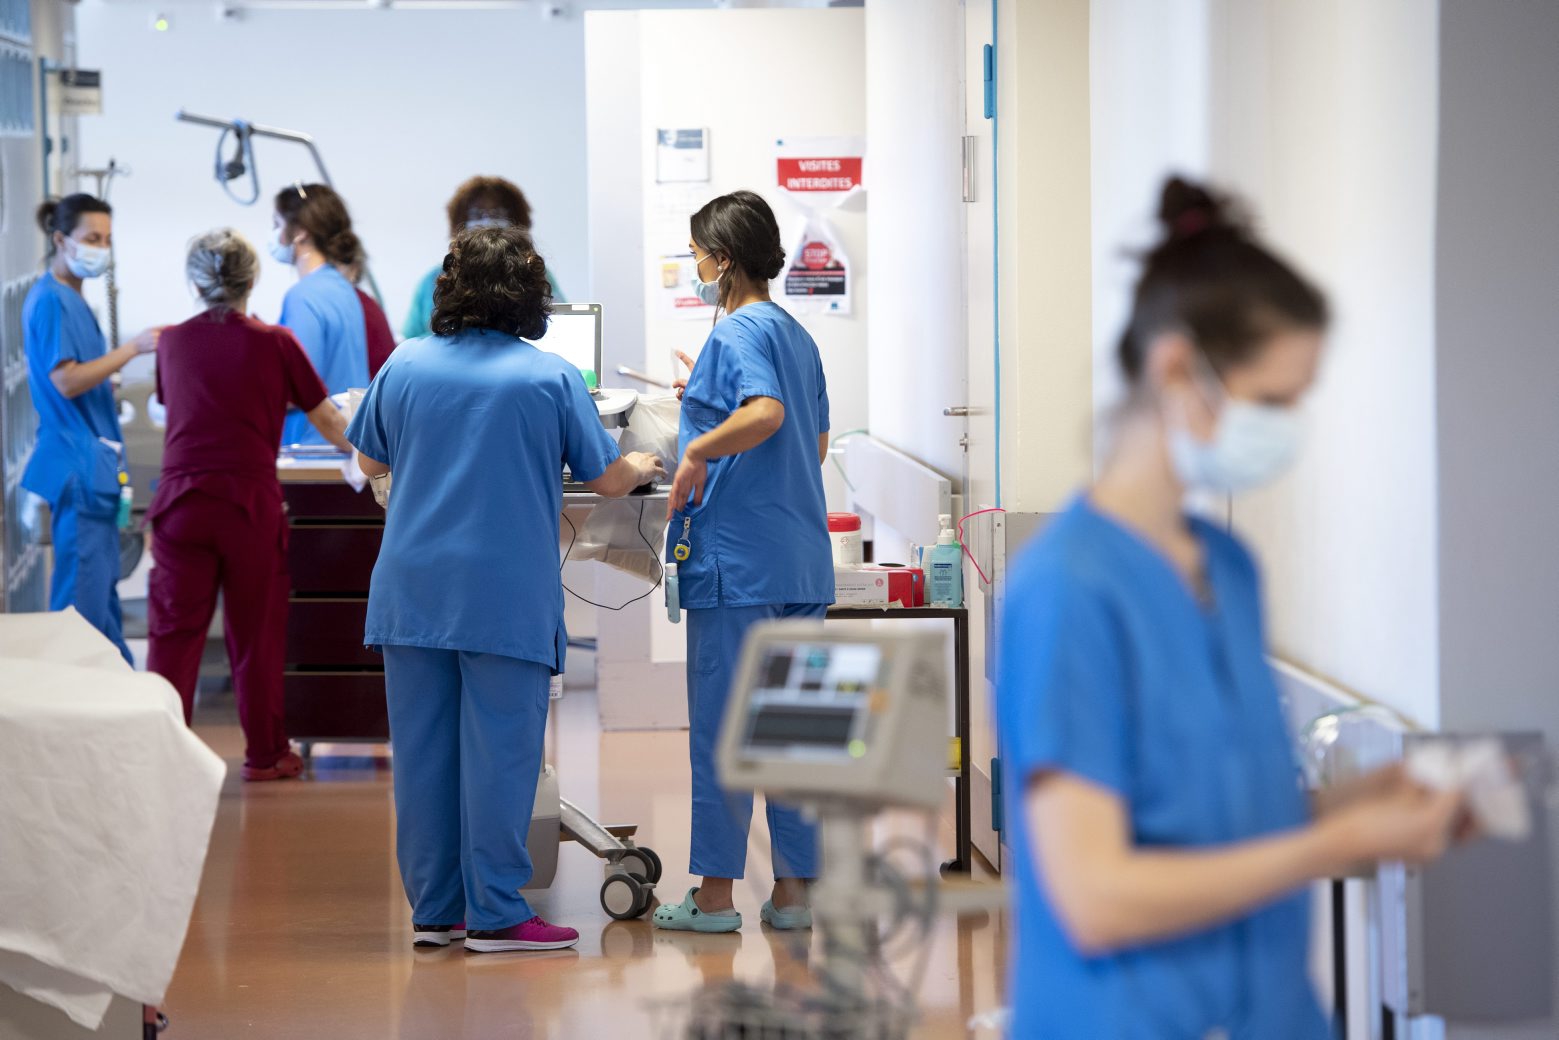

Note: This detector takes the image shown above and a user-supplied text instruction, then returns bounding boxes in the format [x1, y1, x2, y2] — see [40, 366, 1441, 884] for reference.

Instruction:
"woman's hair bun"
[762, 249, 786, 281]
[1156, 175, 1242, 242]
[35, 200, 58, 235]
[186, 228, 258, 309]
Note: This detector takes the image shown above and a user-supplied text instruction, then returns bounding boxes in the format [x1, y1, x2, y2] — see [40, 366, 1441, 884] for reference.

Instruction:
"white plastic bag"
[618, 393, 681, 462]
[571, 498, 666, 584]
[570, 394, 680, 582]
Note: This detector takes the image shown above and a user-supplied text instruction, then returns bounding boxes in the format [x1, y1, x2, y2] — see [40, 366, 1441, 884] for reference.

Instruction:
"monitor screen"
[740, 642, 883, 759]
[534, 308, 600, 388]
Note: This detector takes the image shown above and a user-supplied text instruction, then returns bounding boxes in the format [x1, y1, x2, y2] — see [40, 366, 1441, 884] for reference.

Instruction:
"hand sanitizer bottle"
[928, 514, 964, 608]
[666, 562, 681, 624]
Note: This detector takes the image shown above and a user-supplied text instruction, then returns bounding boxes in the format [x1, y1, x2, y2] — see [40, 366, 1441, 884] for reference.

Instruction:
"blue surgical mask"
[268, 226, 296, 265]
[692, 253, 723, 307]
[1170, 387, 1302, 493]
[66, 241, 111, 280]
[465, 216, 511, 230]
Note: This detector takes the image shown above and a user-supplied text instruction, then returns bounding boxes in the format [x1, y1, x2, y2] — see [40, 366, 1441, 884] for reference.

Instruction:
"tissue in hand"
[1405, 738, 1532, 842]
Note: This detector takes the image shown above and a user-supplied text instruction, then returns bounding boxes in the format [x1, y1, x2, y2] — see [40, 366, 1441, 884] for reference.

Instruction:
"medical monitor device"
[536, 303, 604, 389]
[717, 622, 950, 811]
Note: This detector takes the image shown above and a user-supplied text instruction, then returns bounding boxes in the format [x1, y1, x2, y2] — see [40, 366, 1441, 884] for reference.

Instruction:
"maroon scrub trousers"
[146, 308, 328, 770]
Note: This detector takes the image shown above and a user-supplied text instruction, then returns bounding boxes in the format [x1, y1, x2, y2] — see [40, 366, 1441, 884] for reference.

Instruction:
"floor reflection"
[166, 691, 1006, 1038]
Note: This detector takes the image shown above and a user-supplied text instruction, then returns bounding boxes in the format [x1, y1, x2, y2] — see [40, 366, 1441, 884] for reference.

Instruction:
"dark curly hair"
[689, 190, 786, 310]
[275, 183, 365, 272]
[446, 176, 532, 235]
[431, 225, 552, 340]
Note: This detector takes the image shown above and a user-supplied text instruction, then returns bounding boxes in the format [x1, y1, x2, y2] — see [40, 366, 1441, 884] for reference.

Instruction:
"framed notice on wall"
[656, 128, 710, 184]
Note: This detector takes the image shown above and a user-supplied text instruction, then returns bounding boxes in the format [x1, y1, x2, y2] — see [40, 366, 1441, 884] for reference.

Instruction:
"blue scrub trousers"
[686, 602, 825, 880]
[383, 645, 551, 931]
[50, 485, 131, 665]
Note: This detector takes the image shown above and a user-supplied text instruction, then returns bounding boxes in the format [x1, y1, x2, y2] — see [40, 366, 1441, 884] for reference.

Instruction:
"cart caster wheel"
[637, 846, 663, 884]
[620, 847, 662, 885]
[602, 874, 648, 920]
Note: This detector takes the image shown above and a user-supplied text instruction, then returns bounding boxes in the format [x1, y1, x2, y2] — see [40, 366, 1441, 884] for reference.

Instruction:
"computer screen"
[739, 642, 883, 759]
[534, 304, 602, 388]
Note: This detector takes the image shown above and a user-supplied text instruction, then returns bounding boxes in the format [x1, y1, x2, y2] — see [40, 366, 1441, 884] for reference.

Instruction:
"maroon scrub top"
[358, 289, 397, 379]
[150, 308, 328, 522]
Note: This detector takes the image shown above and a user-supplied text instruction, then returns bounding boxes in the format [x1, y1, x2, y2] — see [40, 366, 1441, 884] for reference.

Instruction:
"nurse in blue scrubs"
[269, 183, 368, 446]
[997, 177, 1463, 1039]
[654, 190, 834, 934]
[22, 194, 159, 663]
[349, 225, 664, 954]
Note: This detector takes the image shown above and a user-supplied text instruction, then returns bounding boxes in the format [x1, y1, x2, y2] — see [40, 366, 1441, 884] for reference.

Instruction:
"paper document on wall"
[656, 128, 710, 184]
[657, 253, 717, 321]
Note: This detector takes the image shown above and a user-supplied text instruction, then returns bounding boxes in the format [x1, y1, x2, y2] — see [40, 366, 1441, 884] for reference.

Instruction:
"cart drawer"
[284, 671, 389, 741]
[287, 525, 383, 592]
[283, 482, 384, 520]
[287, 599, 376, 667]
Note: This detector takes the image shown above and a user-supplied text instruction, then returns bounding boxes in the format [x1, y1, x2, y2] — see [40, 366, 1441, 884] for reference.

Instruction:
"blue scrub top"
[278, 264, 368, 446]
[21, 273, 124, 512]
[995, 496, 1329, 1040]
[346, 329, 620, 669]
[669, 303, 833, 610]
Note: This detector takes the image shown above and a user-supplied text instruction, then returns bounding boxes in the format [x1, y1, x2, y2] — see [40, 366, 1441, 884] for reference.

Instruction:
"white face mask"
[268, 225, 296, 265]
[1169, 376, 1303, 494]
[691, 252, 723, 307]
[65, 240, 111, 280]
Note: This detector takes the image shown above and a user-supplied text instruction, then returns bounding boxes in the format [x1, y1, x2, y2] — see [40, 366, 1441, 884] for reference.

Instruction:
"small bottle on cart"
[927, 514, 963, 608]
[665, 562, 681, 624]
[116, 472, 133, 531]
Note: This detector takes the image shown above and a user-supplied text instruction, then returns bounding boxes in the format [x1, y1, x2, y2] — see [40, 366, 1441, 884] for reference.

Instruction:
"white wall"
[864, 0, 964, 510]
[1209, 0, 1442, 728]
[1088, 0, 1208, 427]
[73, 1, 590, 342]
[585, 7, 866, 721]
[1089, 0, 1442, 728]
[589, 6, 867, 515]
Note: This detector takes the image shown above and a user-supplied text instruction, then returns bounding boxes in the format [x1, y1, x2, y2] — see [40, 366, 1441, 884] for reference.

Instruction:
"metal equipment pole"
[175, 111, 385, 307]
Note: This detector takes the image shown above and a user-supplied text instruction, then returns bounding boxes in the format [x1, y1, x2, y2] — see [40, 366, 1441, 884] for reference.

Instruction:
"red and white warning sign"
[775, 136, 864, 316]
[775, 136, 865, 207]
[776, 156, 864, 194]
[783, 221, 849, 313]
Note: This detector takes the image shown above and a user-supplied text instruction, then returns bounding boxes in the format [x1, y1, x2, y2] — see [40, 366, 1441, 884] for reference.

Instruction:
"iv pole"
[174, 110, 385, 307]
[71, 160, 129, 348]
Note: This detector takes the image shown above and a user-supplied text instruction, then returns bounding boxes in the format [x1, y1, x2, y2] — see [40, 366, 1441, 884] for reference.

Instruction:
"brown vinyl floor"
[168, 685, 1008, 1039]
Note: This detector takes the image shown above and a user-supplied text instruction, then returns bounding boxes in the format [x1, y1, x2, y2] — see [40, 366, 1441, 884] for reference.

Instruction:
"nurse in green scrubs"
[403, 176, 562, 340]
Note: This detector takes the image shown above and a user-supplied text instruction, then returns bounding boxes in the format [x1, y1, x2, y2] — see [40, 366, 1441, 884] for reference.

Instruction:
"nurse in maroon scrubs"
[147, 229, 353, 781]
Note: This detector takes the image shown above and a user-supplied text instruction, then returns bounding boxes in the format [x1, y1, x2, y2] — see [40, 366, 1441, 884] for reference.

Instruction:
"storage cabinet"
[281, 478, 386, 748]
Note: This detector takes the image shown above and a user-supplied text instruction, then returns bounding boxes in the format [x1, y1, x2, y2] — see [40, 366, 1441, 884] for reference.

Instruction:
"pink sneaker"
[241, 751, 305, 782]
[412, 922, 468, 948]
[465, 916, 579, 953]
